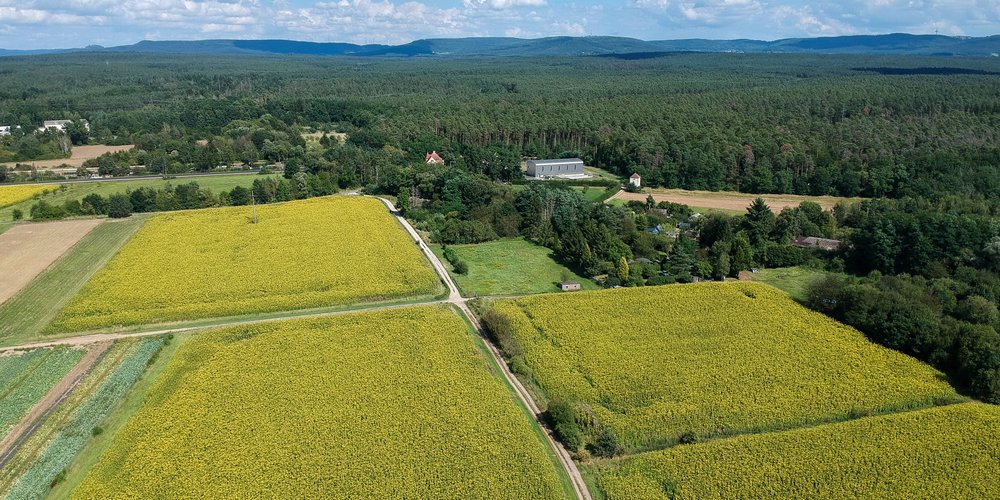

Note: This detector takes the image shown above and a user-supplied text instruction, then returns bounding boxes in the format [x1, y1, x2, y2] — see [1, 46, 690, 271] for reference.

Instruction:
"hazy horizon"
[0, 0, 997, 51]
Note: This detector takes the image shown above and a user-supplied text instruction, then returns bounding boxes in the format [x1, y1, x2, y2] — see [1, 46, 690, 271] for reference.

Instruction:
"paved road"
[34, 170, 265, 186]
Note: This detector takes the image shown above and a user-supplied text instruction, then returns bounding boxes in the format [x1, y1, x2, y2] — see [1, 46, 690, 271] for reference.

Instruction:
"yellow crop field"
[51, 196, 440, 331]
[0, 184, 56, 208]
[73, 306, 567, 498]
[490, 282, 961, 451]
[598, 402, 1000, 499]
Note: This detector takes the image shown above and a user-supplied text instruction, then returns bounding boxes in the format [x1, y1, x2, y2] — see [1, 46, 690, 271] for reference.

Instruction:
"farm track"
[0, 342, 111, 469]
[0, 196, 591, 500]
[377, 197, 592, 500]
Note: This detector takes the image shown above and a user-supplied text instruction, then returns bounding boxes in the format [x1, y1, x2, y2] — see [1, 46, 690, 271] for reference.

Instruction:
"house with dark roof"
[791, 236, 842, 251]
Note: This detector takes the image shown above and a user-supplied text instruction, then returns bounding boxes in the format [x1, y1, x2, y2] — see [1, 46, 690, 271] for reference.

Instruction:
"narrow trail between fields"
[0, 301, 443, 353]
[0, 341, 111, 469]
[377, 197, 592, 500]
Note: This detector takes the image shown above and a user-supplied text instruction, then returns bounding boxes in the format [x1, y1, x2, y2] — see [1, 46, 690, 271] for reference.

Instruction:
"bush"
[480, 309, 523, 357]
[591, 427, 624, 457]
[452, 259, 468, 274]
[547, 400, 583, 451]
[30, 200, 67, 220]
[107, 193, 133, 218]
[11, 208, 22, 220]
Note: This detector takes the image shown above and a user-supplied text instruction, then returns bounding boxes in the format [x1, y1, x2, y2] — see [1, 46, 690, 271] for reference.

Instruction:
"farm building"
[37, 119, 88, 133]
[792, 236, 842, 251]
[629, 173, 641, 188]
[527, 158, 585, 178]
[560, 281, 582, 291]
[425, 151, 444, 165]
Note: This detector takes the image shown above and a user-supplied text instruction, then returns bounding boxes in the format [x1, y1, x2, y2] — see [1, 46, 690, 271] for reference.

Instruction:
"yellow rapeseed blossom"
[73, 306, 566, 499]
[599, 402, 1000, 499]
[0, 184, 56, 208]
[490, 282, 961, 450]
[51, 196, 440, 331]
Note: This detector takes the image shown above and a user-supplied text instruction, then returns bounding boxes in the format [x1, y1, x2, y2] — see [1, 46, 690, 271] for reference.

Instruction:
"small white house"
[629, 173, 641, 188]
[0, 126, 10, 137]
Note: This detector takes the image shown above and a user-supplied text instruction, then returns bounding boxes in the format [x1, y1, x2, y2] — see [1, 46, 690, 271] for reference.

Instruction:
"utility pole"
[251, 191, 257, 224]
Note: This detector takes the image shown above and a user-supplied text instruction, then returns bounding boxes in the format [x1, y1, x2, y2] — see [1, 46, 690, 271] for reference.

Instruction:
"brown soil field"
[0, 219, 103, 304]
[1, 145, 134, 170]
[611, 188, 864, 212]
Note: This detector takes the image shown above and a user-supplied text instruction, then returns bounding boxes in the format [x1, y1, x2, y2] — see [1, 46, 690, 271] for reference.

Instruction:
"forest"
[0, 51, 997, 403]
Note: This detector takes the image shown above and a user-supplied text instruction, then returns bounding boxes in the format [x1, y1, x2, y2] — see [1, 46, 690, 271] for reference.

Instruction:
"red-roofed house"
[425, 151, 444, 165]
[629, 173, 641, 188]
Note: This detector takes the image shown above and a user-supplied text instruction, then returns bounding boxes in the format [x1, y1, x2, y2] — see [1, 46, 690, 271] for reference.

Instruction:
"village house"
[425, 151, 444, 165]
[791, 236, 842, 251]
[629, 173, 641, 188]
[0, 126, 10, 137]
[560, 281, 582, 292]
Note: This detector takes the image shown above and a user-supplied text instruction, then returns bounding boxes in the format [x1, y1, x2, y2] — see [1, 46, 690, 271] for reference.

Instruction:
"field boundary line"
[0, 300, 446, 353]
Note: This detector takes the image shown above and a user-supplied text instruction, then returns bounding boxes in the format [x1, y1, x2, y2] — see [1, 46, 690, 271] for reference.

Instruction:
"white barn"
[527, 158, 585, 178]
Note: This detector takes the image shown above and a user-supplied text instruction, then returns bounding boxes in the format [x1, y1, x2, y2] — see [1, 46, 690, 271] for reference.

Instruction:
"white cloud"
[463, 0, 546, 10]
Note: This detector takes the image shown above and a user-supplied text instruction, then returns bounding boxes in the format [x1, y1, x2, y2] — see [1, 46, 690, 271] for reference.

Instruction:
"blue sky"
[0, 0, 996, 50]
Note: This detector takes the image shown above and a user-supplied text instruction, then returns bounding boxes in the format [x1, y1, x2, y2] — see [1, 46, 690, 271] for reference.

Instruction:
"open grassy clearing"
[0, 347, 85, 438]
[0, 338, 164, 498]
[50, 196, 440, 333]
[611, 188, 864, 212]
[0, 217, 146, 347]
[597, 402, 1000, 499]
[749, 266, 829, 302]
[0, 219, 103, 305]
[0, 173, 278, 222]
[74, 306, 569, 498]
[572, 185, 618, 203]
[489, 282, 962, 452]
[433, 238, 598, 297]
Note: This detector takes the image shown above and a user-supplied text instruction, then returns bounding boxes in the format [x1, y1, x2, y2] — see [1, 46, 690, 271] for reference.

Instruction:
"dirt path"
[610, 188, 860, 212]
[0, 342, 111, 468]
[0, 300, 443, 354]
[0, 219, 104, 304]
[378, 197, 592, 500]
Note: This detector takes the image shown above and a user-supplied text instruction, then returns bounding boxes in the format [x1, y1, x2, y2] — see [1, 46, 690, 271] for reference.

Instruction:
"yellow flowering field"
[0, 184, 56, 208]
[51, 196, 440, 331]
[490, 282, 961, 450]
[73, 306, 568, 499]
[598, 402, 1000, 499]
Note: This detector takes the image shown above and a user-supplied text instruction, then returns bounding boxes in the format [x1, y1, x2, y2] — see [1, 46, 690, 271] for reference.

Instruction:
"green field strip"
[0, 216, 147, 347]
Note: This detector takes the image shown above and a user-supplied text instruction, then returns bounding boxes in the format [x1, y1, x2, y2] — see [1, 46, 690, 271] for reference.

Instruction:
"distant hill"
[2, 34, 999, 58]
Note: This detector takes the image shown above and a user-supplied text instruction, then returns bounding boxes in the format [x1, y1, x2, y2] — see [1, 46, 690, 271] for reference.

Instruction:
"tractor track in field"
[0, 196, 591, 500]
[0, 341, 111, 469]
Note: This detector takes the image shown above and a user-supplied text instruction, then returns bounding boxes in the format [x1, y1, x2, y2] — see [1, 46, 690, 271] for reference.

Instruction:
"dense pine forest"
[1, 52, 998, 402]
[1, 52, 998, 202]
